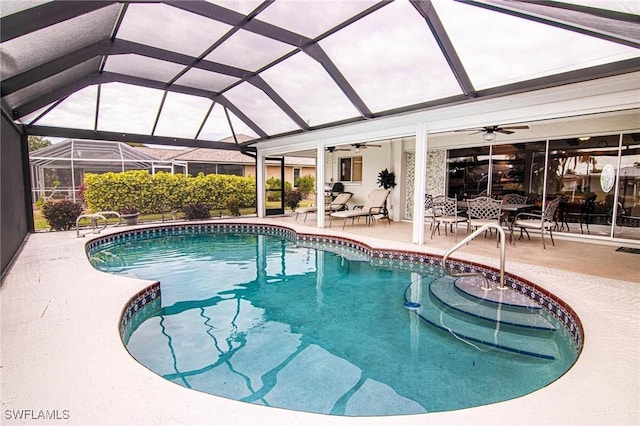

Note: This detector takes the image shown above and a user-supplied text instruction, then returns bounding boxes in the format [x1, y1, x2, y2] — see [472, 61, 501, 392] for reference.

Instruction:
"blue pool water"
[90, 231, 577, 416]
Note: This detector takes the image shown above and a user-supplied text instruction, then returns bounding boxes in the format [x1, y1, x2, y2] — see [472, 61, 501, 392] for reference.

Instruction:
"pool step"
[410, 276, 560, 360]
[431, 276, 556, 332]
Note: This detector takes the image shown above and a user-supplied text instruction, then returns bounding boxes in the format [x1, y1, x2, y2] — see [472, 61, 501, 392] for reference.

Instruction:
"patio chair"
[424, 194, 436, 229]
[295, 192, 353, 222]
[511, 196, 562, 249]
[499, 193, 528, 226]
[466, 196, 503, 245]
[329, 189, 390, 229]
[578, 193, 597, 234]
[501, 193, 528, 205]
[430, 196, 467, 242]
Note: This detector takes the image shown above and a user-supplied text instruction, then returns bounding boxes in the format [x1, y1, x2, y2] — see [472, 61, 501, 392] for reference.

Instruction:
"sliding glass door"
[445, 132, 639, 241]
[616, 134, 640, 240]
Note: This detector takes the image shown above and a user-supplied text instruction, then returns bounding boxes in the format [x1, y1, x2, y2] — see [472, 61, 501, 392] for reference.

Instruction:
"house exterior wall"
[265, 165, 283, 182]
[328, 144, 395, 212]
[285, 166, 315, 186]
[244, 165, 256, 178]
[266, 165, 315, 187]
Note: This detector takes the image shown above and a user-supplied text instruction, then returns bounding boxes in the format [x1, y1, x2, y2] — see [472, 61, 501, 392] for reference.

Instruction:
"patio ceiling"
[1, 1, 639, 151]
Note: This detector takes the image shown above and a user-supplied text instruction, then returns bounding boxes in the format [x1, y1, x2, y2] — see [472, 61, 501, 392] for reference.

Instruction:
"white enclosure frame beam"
[412, 123, 428, 245]
[256, 152, 266, 217]
[316, 143, 326, 228]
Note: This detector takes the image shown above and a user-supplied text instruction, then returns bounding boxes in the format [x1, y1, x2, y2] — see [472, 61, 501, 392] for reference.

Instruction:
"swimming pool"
[87, 223, 581, 416]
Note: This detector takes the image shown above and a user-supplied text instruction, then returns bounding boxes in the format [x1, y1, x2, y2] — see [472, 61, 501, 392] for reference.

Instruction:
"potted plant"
[377, 168, 396, 190]
[376, 169, 396, 222]
[120, 204, 140, 225]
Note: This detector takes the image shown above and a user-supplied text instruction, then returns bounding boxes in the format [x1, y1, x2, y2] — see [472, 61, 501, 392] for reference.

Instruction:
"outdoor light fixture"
[483, 131, 497, 142]
[579, 136, 591, 141]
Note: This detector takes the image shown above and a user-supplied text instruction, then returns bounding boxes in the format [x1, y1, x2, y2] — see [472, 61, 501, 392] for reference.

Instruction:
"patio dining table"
[457, 201, 536, 239]
[457, 201, 536, 215]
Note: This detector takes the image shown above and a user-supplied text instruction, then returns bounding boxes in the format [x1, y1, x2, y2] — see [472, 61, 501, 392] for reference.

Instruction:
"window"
[293, 167, 301, 186]
[216, 164, 244, 176]
[340, 156, 362, 182]
[188, 163, 217, 176]
[187, 163, 244, 176]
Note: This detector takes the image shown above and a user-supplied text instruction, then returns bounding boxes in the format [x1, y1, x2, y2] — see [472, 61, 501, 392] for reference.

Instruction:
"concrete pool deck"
[1, 217, 639, 425]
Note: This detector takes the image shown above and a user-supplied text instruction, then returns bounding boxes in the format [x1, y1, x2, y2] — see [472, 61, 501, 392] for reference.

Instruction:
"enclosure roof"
[2, 1, 639, 150]
[29, 139, 161, 167]
[30, 138, 315, 167]
[138, 146, 256, 164]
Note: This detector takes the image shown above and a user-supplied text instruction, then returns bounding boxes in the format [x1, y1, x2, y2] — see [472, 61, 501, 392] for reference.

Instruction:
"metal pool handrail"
[76, 211, 121, 238]
[441, 223, 507, 291]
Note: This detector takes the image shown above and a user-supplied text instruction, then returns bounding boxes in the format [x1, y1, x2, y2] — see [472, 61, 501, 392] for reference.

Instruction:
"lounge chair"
[295, 192, 353, 222]
[329, 189, 390, 229]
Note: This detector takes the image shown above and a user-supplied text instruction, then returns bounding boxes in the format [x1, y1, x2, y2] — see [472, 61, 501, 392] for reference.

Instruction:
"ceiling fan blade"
[454, 128, 484, 133]
[496, 129, 514, 134]
[501, 125, 529, 130]
[366, 144, 382, 148]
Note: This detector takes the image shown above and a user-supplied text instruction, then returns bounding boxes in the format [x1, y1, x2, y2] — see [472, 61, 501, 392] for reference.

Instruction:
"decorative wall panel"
[404, 149, 447, 219]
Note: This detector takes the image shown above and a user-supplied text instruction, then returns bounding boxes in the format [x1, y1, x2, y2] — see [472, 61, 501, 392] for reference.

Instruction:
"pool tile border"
[119, 283, 161, 344]
[92, 222, 582, 352]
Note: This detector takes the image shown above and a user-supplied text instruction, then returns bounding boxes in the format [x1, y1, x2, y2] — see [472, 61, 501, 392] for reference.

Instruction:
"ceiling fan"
[456, 125, 529, 141]
[352, 143, 382, 152]
[325, 146, 351, 153]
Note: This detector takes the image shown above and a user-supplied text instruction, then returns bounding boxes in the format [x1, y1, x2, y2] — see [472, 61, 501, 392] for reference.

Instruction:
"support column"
[391, 138, 403, 222]
[256, 152, 266, 217]
[412, 123, 428, 244]
[316, 143, 326, 228]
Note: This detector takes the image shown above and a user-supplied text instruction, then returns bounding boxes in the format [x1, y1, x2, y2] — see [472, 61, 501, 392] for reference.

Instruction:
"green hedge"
[83, 171, 256, 213]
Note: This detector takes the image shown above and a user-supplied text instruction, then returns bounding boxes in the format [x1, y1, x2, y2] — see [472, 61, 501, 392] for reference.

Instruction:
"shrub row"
[83, 171, 256, 214]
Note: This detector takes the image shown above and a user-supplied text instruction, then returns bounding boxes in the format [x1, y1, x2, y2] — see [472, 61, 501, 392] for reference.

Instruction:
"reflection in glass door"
[548, 135, 622, 237]
[614, 133, 640, 240]
[444, 132, 639, 241]
[447, 146, 491, 199]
